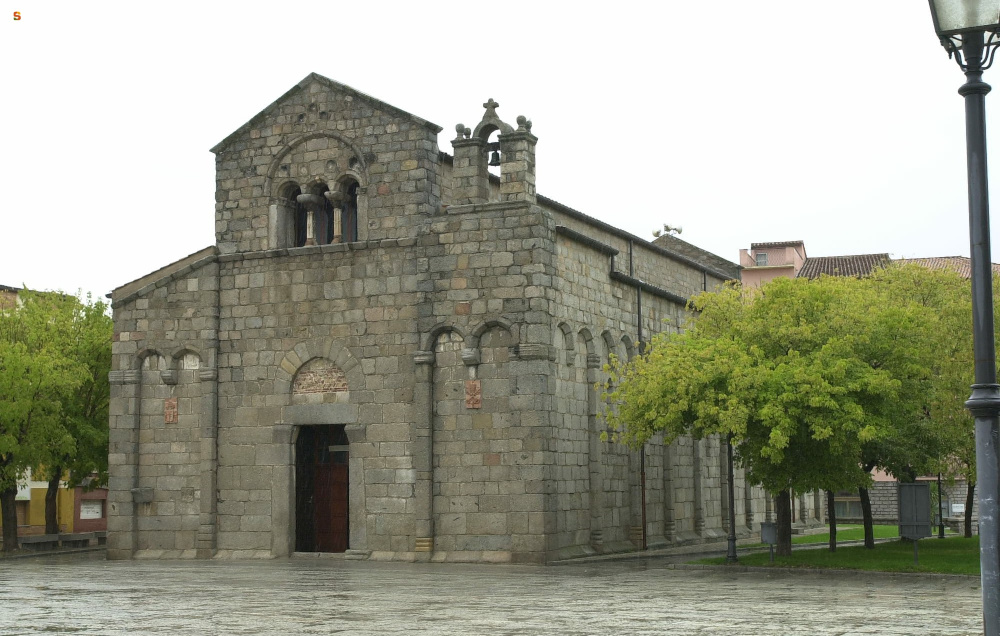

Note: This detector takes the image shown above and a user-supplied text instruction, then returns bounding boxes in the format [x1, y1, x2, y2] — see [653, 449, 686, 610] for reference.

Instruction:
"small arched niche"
[276, 182, 307, 248]
[330, 177, 360, 244]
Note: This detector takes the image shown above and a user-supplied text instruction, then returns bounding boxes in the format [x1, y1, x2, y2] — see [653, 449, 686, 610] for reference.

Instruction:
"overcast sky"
[1, 2, 996, 297]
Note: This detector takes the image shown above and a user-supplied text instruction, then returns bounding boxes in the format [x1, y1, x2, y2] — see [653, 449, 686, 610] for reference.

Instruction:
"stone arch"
[330, 176, 362, 244]
[420, 322, 468, 353]
[275, 338, 367, 557]
[555, 322, 574, 366]
[620, 335, 636, 361]
[335, 170, 365, 188]
[467, 316, 516, 350]
[475, 323, 515, 385]
[270, 181, 306, 249]
[273, 180, 302, 203]
[264, 132, 371, 249]
[171, 346, 203, 366]
[291, 357, 350, 403]
[471, 116, 513, 142]
[301, 178, 330, 196]
[275, 338, 364, 398]
[429, 326, 476, 555]
[134, 348, 167, 371]
[600, 330, 619, 366]
[264, 132, 370, 191]
[576, 328, 595, 366]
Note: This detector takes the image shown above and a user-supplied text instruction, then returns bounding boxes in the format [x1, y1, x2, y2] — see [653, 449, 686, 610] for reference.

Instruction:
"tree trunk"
[776, 489, 792, 556]
[0, 486, 19, 553]
[826, 490, 837, 553]
[859, 486, 875, 549]
[966, 482, 976, 538]
[45, 468, 62, 535]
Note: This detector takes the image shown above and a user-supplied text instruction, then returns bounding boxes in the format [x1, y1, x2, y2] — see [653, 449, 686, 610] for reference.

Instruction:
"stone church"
[107, 74, 820, 562]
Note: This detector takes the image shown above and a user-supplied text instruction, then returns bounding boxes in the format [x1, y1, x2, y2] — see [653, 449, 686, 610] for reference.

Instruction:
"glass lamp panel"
[931, 0, 1000, 35]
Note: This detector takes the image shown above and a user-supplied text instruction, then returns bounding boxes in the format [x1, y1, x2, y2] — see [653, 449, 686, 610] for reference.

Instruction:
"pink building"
[738, 240, 807, 287]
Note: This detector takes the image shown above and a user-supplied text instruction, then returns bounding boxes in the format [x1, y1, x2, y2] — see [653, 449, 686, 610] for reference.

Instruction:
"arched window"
[285, 185, 307, 248]
[316, 184, 335, 245]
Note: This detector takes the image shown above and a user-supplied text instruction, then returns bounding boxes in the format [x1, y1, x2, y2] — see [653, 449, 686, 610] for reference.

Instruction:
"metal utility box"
[760, 522, 777, 545]
[898, 482, 933, 540]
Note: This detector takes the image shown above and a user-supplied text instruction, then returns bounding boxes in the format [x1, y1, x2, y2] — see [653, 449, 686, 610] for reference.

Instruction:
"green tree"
[602, 272, 948, 556]
[898, 266, 1000, 539]
[40, 295, 112, 534]
[850, 265, 973, 546]
[0, 291, 85, 551]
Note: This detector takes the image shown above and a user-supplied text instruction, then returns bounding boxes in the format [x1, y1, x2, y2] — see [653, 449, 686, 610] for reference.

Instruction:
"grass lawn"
[791, 524, 913, 544]
[698, 535, 980, 575]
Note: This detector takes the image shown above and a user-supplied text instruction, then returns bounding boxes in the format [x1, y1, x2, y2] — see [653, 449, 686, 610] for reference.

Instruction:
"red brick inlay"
[293, 359, 349, 394]
[465, 379, 482, 409]
[164, 398, 178, 424]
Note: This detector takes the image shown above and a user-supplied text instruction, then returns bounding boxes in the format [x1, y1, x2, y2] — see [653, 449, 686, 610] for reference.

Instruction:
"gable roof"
[796, 254, 891, 279]
[652, 233, 741, 280]
[894, 256, 1000, 279]
[210, 73, 443, 154]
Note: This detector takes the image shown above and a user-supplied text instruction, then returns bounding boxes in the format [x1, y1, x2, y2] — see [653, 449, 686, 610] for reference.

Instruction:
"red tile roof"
[750, 240, 806, 250]
[796, 254, 891, 279]
[894, 256, 1000, 279]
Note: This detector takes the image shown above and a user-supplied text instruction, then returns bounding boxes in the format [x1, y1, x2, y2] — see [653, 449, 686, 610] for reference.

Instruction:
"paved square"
[0, 554, 983, 634]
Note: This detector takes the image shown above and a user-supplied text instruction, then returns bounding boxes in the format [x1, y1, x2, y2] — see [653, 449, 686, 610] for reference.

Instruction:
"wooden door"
[296, 425, 349, 553]
[314, 461, 349, 552]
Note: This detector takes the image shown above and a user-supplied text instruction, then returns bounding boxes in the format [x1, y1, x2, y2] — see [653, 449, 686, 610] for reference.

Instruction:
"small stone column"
[324, 190, 346, 244]
[296, 193, 325, 246]
[412, 350, 436, 559]
[196, 367, 218, 559]
[585, 353, 604, 548]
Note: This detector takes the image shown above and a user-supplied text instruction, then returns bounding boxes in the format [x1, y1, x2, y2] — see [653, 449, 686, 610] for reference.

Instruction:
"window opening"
[317, 185, 334, 245]
[755, 253, 768, 266]
[288, 186, 307, 248]
[342, 181, 359, 243]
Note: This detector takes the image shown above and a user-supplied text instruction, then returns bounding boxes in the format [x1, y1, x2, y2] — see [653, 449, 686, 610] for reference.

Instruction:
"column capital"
[324, 190, 346, 207]
[295, 193, 325, 211]
[109, 369, 141, 385]
[413, 350, 435, 365]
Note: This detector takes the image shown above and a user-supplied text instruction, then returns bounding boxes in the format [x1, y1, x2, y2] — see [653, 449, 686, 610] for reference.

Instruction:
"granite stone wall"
[108, 73, 758, 564]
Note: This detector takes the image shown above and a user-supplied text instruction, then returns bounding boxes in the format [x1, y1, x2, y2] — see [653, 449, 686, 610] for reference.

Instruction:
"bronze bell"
[488, 150, 500, 166]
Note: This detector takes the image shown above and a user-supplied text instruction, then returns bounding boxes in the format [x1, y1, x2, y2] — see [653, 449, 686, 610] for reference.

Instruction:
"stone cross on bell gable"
[483, 98, 500, 119]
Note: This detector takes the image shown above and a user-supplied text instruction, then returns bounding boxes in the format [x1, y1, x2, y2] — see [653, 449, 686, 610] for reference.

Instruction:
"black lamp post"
[938, 471, 946, 539]
[929, 2, 1000, 634]
[726, 433, 738, 563]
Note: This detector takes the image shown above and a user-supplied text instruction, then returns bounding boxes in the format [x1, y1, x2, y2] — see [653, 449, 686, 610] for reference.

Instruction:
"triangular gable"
[111, 245, 218, 305]
[210, 73, 442, 154]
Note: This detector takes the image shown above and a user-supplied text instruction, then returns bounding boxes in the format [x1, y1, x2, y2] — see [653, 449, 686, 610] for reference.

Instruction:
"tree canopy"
[0, 290, 111, 549]
[601, 265, 974, 553]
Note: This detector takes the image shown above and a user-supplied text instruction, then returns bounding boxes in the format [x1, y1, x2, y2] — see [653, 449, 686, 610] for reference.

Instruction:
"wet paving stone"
[0, 554, 984, 635]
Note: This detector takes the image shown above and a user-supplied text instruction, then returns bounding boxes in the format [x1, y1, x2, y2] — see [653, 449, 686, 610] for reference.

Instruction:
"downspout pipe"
[629, 241, 648, 551]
